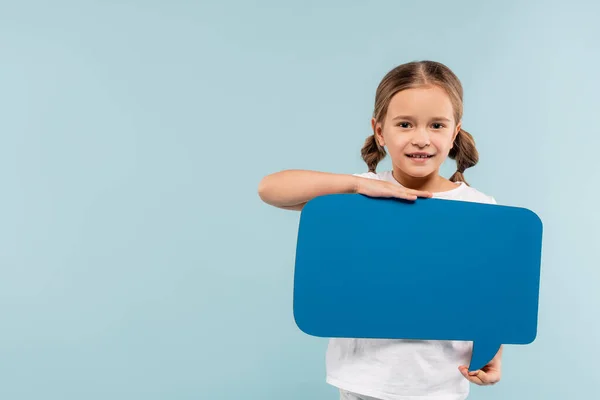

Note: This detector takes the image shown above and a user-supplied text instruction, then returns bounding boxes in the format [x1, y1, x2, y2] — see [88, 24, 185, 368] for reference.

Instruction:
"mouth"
[406, 153, 435, 159]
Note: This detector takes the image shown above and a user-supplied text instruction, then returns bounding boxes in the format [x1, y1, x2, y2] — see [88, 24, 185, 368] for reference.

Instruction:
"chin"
[408, 171, 434, 178]
[401, 166, 437, 178]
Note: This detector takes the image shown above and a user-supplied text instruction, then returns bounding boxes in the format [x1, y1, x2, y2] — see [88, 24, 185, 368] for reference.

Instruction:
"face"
[372, 85, 460, 179]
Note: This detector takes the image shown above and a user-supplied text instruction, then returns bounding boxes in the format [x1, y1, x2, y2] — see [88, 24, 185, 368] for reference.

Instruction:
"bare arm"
[257, 169, 432, 211]
[257, 170, 358, 210]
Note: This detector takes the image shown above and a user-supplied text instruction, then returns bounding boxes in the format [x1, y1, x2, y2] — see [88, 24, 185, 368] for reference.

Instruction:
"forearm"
[258, 169, 358, 209]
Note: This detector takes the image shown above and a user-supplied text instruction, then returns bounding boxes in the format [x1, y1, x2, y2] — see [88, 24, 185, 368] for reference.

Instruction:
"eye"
[397, 122, 412, 128]
[432, 123, 445, 129]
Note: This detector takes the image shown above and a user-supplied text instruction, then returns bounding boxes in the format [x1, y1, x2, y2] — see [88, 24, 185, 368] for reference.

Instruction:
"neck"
[391, 167, 454, 193]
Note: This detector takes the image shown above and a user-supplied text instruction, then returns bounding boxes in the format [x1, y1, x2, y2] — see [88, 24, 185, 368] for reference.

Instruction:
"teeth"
[409, 154, 430, 158]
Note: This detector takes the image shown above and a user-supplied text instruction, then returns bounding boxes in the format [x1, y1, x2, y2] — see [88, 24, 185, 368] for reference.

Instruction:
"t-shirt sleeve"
[352, 172, 380, 180]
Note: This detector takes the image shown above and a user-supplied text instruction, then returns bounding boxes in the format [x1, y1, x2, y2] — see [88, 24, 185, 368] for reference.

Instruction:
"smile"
[406, 154, 434, 158]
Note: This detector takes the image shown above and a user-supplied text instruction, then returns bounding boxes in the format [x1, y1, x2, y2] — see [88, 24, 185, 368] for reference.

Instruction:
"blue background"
[0, 0, 598, 399]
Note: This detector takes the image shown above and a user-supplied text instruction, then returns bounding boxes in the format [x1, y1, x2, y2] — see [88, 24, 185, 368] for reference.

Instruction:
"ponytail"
[361, 134, 387, 173]
[448, 128, 479, 185]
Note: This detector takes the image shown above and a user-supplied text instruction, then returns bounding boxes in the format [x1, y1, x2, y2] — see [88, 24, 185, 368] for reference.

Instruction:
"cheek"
[432, 137, 453, 153]
[384, 133, 410, 150]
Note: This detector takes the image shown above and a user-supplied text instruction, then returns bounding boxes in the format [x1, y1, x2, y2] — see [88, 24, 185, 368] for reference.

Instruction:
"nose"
[411, 127, 430, 148]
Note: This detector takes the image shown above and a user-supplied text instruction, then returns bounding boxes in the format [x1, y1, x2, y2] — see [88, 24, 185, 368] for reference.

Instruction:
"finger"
[392, 189, 417, 201]
[458, 366, 471, 378]
[402, 192, 418, 201]
[458, 367, 485, 385]
[458, 365, 483, 377]
[466, 372, 485, 385]
[405, 189, 433, 198]
[397, 187, 431, 198]
[478, 370, 500, 385]
[471, 369, 499, 385]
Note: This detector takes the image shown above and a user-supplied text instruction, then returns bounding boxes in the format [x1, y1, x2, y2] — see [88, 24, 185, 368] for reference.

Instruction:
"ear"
[371, 118, 385, 147]
[452, 121, 462, 146]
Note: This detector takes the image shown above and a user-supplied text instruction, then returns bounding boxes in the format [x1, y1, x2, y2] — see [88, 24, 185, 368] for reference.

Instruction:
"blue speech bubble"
[293, 194, 543, 371]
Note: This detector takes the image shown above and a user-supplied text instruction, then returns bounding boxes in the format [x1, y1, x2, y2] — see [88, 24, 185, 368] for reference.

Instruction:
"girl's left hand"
[458, 363, 501, 386]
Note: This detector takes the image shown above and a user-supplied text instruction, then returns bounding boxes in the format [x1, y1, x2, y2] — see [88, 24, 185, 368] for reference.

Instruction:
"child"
[258, 60, 503, 400]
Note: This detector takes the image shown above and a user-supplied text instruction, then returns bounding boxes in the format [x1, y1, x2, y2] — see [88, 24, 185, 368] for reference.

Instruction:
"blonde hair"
[361, 60, 478, 185]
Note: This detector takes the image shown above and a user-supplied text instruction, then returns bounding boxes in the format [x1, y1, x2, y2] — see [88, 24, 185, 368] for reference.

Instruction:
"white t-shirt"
[325, 170, 497, 400]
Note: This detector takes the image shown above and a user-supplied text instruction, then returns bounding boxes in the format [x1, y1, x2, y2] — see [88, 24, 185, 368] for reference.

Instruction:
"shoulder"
[456, 184, 497, 205]
[352, 170, 394, 181]
[352, 171, 383, 180]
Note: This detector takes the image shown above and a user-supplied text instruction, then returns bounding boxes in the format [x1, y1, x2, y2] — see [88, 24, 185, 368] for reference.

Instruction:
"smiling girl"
[258, 60, 502, 400]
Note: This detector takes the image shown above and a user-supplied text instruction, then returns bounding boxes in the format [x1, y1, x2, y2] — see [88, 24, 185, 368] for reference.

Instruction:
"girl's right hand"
[355, 177, 432, 201]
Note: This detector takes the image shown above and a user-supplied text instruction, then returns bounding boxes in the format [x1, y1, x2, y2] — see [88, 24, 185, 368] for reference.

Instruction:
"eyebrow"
[392, 115, 451, 122]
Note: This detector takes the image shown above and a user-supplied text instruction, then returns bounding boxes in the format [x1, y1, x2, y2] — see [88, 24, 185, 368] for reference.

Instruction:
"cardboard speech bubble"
[293, 194, 543, 371]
